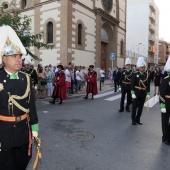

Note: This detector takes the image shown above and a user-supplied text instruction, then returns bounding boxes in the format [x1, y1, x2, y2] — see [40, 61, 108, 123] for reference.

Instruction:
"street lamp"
[138, 43, 142, 56]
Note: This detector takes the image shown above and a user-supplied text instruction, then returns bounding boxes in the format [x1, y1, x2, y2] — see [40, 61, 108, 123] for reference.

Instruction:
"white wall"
[73, 50, 95, 66]
[77, 0, 93, 9]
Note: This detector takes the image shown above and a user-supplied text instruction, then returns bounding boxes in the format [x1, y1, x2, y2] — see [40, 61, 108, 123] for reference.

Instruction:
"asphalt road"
[27, 84, 170, 170]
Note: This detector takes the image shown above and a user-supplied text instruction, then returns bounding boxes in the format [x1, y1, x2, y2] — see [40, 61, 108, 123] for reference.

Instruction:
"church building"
[1, 0, 126, 71]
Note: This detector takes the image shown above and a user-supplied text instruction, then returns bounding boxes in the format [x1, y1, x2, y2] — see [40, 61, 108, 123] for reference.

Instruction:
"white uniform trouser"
[47, 82, 53, 96]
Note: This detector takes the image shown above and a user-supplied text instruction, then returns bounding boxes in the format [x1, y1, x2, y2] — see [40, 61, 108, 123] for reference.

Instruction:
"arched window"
[78, 24, 82, 45]
[21, 0, 27, 9]
[3, 3, 8, 9]
[101, 28, 108, 41]
[120, 40, 124, 56]
[47, 22, 53, 44]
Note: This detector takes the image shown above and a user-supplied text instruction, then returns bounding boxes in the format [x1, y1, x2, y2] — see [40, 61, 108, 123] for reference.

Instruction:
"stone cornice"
[94, 8, 119, 26]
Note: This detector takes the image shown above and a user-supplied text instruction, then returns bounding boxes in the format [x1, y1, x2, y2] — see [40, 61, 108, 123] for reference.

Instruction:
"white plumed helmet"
[125, 58, 131, 65]
[0, 25, 26, 64]
[136, 57, 146, 68]
[164, 56, 170, 72]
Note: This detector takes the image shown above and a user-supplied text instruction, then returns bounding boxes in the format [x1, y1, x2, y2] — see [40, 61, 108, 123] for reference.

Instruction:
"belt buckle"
[15, 116, 21, 122]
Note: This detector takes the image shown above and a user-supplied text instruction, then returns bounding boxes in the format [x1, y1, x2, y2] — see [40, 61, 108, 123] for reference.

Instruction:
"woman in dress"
[153, 67, 162, 95]
[37, 67, 46, 99]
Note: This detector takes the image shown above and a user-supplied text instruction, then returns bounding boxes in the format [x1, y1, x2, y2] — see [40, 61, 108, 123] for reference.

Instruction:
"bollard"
[100, 80, 102, 91]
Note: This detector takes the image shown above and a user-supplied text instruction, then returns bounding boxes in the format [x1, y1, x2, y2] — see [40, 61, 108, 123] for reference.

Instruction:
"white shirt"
[76, 70, 81, 80]
[55, 67, 58, 73]
[100, 69, 105, 77]
[64, 69, 71, 82]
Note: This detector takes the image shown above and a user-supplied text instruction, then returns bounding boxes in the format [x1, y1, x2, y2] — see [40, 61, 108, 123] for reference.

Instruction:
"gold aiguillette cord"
[32, 137, 42, 170]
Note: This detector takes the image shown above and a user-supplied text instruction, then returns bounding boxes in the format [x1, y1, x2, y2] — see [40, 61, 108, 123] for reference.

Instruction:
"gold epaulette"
[19, 71, 31, 76]
[164, 76, 169, 79]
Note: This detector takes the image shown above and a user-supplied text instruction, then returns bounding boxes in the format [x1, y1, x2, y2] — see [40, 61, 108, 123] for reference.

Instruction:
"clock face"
[102, 0, 113, 12]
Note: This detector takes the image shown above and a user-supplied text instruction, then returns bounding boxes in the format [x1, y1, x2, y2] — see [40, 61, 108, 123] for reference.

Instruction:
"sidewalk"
[68, 79, 114, 99]
[42, 79, 114, 102]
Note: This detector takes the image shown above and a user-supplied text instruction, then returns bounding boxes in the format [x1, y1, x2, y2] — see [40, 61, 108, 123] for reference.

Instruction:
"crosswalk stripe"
[103, 93, 159, 108]
[94, 91, 115, 98]
[104, 94, 121, 101]
[144, 95, 159, 108]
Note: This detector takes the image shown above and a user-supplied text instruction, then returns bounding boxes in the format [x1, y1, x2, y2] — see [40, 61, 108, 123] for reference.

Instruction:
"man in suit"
[131, 57, 150, 125]
[160, 56, 170, 145]
[113, 66, 121, 92]
[0, 25, 39, 170]
[119, 58, 133, 112]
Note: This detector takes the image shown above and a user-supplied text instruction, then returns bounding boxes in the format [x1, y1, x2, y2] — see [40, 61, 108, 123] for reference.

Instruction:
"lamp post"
[138, 43, 142, 57]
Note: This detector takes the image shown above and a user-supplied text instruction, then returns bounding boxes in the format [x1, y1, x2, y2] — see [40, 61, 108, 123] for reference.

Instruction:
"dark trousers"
[70, 80, 74, 94]
[131, 96, 146, 122]
[120, 90, 132, 110]
[114, 80, 119, 92]
[161, 112, 170, 141]
[0, 143, 31, 170]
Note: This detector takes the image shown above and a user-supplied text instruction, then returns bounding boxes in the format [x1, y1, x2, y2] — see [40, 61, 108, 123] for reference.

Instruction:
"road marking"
[144, 95, 159, 108]
[94, 91, 116, 98]
[104, 94, 121, 101]
[104, 94, 159, 108]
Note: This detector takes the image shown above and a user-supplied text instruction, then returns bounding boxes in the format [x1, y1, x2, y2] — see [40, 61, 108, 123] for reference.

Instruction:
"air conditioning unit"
[148, 46, 152, 51]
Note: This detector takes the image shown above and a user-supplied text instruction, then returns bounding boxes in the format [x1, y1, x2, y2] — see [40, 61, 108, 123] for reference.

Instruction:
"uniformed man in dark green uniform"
[131, 57, 150, 125]
[159, 56, 170, 145]
[23, 55, 38, 87]
[119, 58, 133, 112]
[0, 25, 39, 170]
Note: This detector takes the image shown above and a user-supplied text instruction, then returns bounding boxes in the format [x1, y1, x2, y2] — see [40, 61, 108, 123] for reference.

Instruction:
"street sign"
[110, 53, 116, 60]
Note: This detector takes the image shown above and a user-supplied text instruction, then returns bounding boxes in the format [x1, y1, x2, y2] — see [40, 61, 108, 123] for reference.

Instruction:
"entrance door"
[101, 42, 107, 69]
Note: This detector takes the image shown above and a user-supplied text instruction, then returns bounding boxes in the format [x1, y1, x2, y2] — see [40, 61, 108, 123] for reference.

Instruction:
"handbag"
[40, 80, 47, 85]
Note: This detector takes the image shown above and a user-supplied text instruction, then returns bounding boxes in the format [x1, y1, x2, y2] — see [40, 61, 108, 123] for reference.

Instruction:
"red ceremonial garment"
[52, 71, 66, 99]
[85, 71, 98, 95]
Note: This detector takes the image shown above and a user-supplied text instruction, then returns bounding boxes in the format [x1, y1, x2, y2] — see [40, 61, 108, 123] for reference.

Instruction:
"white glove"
[119, 88, 121, 91]
[132, 94, 136, 99]
[161, 108, 166, 113]
[146, 95, 150, 100]
[32, 131, 38, 138]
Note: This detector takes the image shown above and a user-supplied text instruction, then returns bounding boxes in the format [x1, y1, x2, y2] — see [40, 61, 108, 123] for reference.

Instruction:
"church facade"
[1, 0, 126, 70]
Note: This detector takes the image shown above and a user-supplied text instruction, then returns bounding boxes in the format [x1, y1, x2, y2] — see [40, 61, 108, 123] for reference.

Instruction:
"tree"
[0, 3, 53, 60]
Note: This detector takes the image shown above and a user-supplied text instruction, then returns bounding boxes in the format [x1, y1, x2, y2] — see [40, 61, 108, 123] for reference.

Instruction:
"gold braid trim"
[8, 74, 30, 113]
[125, 70, 133, 81]
[160, 96, 165, 103]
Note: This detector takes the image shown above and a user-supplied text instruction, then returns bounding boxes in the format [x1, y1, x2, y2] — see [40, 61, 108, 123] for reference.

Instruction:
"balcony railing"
[149, 35, 155, 42]
[149, 12, 155, 22]
[150, 3, 156, 12]
[149, 24, 155, 33]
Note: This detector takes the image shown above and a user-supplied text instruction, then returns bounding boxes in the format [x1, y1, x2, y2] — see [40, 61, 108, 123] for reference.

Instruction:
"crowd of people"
[20, 57, 99, 104]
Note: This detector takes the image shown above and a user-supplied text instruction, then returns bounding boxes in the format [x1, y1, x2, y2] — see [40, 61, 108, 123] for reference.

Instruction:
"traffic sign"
[110, 53, 116, 60]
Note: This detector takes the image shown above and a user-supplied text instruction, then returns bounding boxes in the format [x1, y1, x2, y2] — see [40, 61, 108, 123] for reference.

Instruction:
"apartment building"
[0, 0, 127, 71]
[126, 0, 159, 68]
[158, 40, 170, 65]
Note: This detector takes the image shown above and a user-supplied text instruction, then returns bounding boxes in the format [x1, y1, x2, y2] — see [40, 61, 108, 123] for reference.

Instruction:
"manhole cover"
[67, 131, 95, 142]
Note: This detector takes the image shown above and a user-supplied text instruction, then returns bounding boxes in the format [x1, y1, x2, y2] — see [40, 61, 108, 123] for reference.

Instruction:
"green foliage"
[0, 3, 53, 60]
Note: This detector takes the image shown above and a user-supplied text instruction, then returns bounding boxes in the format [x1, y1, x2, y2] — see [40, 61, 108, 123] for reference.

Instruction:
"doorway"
[101, 42, 108, 69]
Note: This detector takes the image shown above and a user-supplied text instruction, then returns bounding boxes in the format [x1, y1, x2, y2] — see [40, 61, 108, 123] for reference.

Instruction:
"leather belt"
[135, 86, 146, 91]
[0, 113, 27, 122]
[122, 81, 131, 84]
[165, 95, 170, 98]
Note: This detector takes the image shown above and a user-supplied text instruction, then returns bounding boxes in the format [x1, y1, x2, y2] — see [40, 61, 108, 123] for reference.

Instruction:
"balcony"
[149, 24, 155, 33]
[148, 56, 154, 63]
[149, 12, 155, 22]
[150, 3, 156, 12]
[149, 35, 155, 42]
